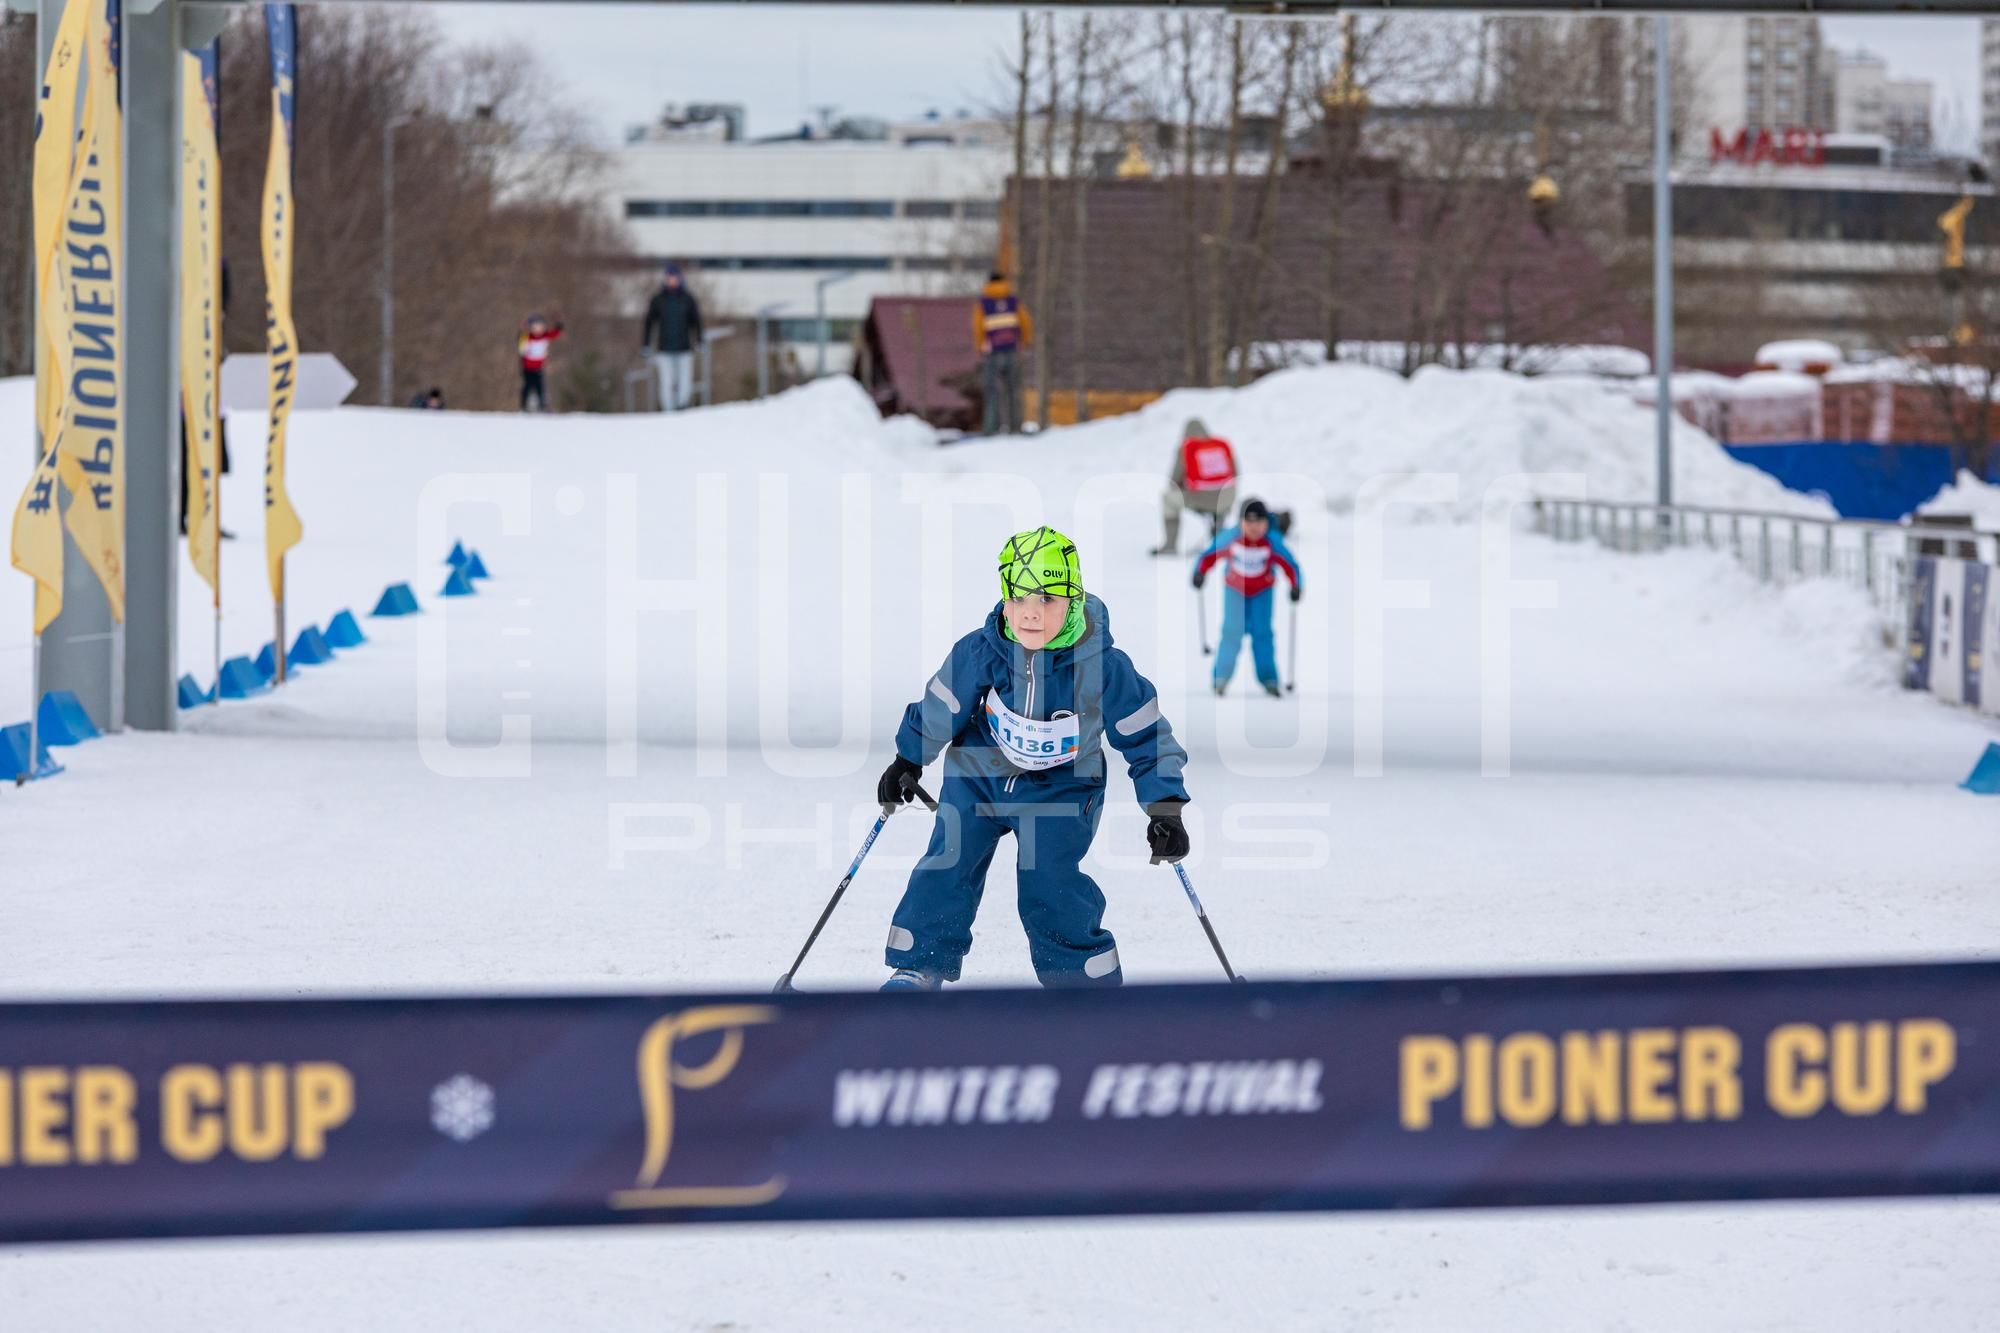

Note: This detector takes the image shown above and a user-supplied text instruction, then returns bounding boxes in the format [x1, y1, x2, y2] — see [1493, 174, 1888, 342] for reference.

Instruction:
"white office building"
[607, 117, 1009, 375]
[1675, 14, 1832, 137]
[1833, 51, 1933, 151]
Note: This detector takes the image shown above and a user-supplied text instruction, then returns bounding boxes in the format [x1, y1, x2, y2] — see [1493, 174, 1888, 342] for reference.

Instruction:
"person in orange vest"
[1152, 418, 1239, 556]
[973, 270, 1033, 436]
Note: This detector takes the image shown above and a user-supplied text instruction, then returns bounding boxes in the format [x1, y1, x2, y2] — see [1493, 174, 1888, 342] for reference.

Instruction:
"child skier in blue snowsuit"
[1192, 498, 1303, 697]
[874, 526, 1192, 991]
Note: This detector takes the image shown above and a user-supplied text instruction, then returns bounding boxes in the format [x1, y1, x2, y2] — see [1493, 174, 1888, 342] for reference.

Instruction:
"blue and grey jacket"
[894, 595, 1190, 806]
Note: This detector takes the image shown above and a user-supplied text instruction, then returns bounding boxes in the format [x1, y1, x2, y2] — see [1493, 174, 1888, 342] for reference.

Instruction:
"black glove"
[1191, 569, 1206, 591]
[1145, 802, 1190, 865]
[1289, 585, 1302, 603]
[876, 755, 923, 807]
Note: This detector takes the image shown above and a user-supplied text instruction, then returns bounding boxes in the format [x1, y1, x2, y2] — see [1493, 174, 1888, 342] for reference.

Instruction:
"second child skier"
[1192, 498, 1303, 697]
[518, 314, 563, 412]
[874, 526, 1191, 991]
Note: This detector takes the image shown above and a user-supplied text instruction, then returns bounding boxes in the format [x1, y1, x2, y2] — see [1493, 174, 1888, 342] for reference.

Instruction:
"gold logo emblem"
[609, 1004, 786, 1211]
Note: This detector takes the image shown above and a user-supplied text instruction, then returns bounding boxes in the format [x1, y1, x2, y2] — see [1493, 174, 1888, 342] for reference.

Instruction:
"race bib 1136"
[983, 690, 1080, 771]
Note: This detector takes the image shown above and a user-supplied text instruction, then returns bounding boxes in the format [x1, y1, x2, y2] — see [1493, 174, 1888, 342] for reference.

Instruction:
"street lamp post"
[755, 302, 788, 399]
[814, 270, 860, 378]
[380, 115, 417, 406]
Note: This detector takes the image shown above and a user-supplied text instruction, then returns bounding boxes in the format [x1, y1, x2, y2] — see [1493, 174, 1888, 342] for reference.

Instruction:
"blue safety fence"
[0, 960, 1992, 1243]
[20, 541, 489, 778]
[1724, 441, 2000, 521]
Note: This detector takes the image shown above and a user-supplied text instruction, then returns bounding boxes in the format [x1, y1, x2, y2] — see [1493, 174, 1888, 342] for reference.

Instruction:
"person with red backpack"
[1192, 498, 1303, 697]
[1152, 418, 1238, 556]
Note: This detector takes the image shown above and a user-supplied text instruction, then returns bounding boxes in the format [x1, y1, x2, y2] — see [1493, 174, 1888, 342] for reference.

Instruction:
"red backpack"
[1181, 437, 1237, 492]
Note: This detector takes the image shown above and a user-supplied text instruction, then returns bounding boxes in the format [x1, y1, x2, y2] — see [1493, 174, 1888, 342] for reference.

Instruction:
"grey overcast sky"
[431, 5, 1020, 141]
[430, 7, 1983, 153]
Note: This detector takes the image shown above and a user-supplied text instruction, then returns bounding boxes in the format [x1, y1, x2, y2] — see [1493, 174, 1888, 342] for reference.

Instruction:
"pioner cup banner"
[0, 962, 1994, 1243]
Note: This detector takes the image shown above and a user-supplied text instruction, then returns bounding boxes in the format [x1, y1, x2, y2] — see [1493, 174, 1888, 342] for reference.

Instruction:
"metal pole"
[1652, 15, 1674, 510]
[813, 270, 858, 379]
[755, 303, 786, 398]
[21, 634, 39, 785]
[815, 282, 827, 379]
[379, 119, 399, 406]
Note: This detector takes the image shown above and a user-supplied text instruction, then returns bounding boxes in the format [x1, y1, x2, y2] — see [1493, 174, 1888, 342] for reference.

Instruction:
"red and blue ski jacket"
[1193, 526, 1302, 599]
[893, 594, 1190, 806]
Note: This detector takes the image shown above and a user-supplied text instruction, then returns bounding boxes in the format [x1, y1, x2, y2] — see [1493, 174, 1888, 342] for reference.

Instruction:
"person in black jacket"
[641, 264, 704, 412]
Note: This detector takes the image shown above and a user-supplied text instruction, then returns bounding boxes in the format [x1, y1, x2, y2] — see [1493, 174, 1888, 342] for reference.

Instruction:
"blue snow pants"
[1214, 586, 1278, 689]
[885, 769, 1122, 987]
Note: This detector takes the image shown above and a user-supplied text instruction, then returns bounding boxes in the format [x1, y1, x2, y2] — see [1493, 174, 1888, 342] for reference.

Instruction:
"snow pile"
[1235, 339, 1651, 380]
[982, 362, 1829, 521]
[1752, 339, 1843, 373]
[1917, 470, 2000, 530]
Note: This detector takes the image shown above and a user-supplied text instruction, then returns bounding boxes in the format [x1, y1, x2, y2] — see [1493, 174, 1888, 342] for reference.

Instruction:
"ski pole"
[1165, 861, 1245, 984]
[1286, 596, 1298, 694]
[774, 782, 937, 993]
[1197, 582, 1212, 656]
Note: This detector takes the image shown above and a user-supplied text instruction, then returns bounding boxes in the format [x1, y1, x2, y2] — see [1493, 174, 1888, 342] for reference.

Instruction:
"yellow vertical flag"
[54, 0, 126, 623]
[261, 4, 303, 603]
[10, 0, 90, 634]
[180, 47, 223, 597]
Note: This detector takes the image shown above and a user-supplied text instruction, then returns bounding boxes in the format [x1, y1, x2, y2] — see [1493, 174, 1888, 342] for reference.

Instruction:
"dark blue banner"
[0, 962, 1995, 1243]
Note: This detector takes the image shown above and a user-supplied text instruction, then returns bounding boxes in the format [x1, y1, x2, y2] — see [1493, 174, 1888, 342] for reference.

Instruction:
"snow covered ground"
[2, 366, 1998, 1329]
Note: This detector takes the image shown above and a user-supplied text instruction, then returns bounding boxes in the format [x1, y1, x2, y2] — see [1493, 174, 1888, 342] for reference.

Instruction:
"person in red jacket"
[1152, 417, 1238, 556]
[1192, 498, 1303, 697]
[517, 314, 563, 412]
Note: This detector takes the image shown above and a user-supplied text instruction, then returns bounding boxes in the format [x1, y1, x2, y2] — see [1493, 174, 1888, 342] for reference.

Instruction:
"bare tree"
[215, 7, 635, 411]
[0, 12, 35, 380]
[1065, 13, 1095, 423]
[1230, 21, 1302, 385]
[1009, 13, 1031, 273]
[1203, 20, 1245, 387]
[1866, 236, 2000, 481]
[1033, 16, 1059, 429]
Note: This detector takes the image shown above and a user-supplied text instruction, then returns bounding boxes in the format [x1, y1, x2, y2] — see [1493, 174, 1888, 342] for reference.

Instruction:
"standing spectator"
[1152, 418, 1238, 556]
[972, 269, 1031, 436]
[642, 263, 705, 411]
[518, 314, 563, 412]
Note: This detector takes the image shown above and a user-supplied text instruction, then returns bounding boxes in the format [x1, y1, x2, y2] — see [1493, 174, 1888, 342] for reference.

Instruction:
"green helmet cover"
[998, 526, 1087, 650]
[998, 526, 1082, 600]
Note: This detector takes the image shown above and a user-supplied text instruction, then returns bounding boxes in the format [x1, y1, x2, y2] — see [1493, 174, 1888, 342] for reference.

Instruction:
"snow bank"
[981, 362, 1828, 521]
[1917, 470, 2000, 529]
[1236, 339, 1651, 379]
[1753, 339, 1843, 373]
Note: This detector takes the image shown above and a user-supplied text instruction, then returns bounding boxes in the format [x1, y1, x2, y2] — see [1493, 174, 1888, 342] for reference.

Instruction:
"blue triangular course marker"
[177, 674, 212, 710]
[325, 609, 367, 648]
[1963, 741, 2000, 795]
[441, 567, 476, 597]
[465, 550, 491, 580]
[446, 540, 468, 567]
[37, 690, 101, 745]
[290, 625, 333, 666]
[216, 656, 268, 699]
[371, 582, 420, 617]
[255, 642, 279, 682]
[2, 722, 63, 781]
